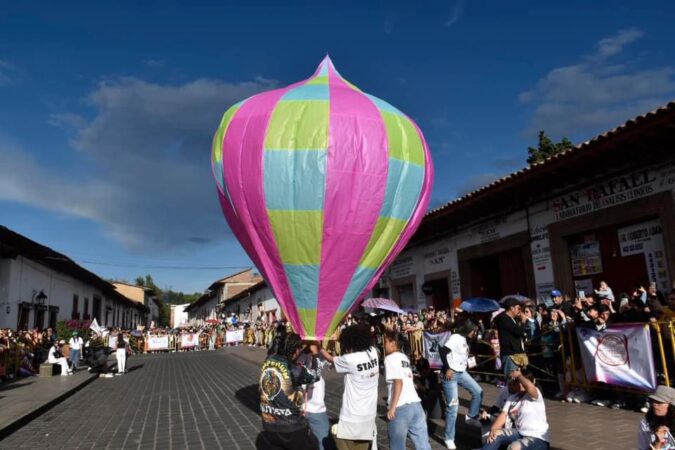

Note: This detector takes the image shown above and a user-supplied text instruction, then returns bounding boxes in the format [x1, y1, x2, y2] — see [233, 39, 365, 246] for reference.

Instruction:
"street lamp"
[34, 290, 47, 305]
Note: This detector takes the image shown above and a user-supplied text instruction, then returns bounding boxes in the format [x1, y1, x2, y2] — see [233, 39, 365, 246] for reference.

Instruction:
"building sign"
[617, 220, 671, 292]
[618, 220, 663, 256]
[469, 217, 507, 244]
[423, 247, 451, 272]
[390, 256, 415, 279]
[571, 241, 603, 276]
[450, 269, 460, 298]
[530, 224, 551, 274]
[552, 167, 675, 222]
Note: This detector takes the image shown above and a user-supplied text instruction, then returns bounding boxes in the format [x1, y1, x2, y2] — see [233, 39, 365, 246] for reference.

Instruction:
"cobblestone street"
[0, 348, 641, 450]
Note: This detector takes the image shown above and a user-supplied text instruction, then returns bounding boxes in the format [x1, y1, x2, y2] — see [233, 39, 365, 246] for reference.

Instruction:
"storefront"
[385, 102, 675, 305]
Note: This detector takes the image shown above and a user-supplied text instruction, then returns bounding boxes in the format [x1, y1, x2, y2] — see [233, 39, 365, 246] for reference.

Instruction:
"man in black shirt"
[493, 297, 528, 378]
[257, 333, 320, 450]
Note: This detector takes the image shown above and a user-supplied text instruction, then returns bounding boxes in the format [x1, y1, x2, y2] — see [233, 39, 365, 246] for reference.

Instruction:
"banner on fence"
[226, 329, 244, 343]
[147, 335, 170, 351]
[576, 323, 656, 391]
[181, 333, 200, 348]
[423, 331, 451, 369]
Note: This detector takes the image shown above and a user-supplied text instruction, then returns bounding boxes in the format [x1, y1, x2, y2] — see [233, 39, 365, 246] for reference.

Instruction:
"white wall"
[222, 286, 280, 323]
[186, 297, 217, 325]
[170, 304, 189, 328]
[0, 255, 144, 330]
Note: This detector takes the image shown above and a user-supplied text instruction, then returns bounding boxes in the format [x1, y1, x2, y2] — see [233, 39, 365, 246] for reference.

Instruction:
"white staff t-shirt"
[333, 346, 379, 422]
[502, 388, 550, 442]
[384, 351, 421, 408]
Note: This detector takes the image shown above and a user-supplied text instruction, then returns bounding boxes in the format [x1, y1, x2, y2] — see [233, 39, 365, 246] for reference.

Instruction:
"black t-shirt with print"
[259, 354, 319, 433]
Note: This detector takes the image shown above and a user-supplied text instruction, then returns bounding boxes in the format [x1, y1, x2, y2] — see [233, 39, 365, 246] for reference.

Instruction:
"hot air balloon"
[212, 56, 433, 340]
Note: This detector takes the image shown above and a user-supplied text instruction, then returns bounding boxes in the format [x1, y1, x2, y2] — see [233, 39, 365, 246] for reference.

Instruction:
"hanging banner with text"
[147, 335, 170, 351]
[225, 329, 244, 343]
[576, 324, 656, 391]
[423, 331, 451, 369]
[180, 333, 200, 349]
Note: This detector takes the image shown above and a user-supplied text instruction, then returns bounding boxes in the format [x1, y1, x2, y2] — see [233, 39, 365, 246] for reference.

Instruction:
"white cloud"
[2, 76, 276, 252]
[444, 2, 462, 28]
[384, 13, 397, 34]
[594, 27, 643, 60]
[520, 28, 675, 138]
[143, 59, 165, 68]
[0, 60, 16, 86]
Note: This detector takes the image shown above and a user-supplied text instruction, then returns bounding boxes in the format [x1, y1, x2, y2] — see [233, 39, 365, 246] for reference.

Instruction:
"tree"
[527, 131, 573, 165]
[134, 274, 160, 294]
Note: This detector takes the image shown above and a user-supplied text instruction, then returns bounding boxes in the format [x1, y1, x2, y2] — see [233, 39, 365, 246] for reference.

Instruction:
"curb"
[0, 372, 99, 441]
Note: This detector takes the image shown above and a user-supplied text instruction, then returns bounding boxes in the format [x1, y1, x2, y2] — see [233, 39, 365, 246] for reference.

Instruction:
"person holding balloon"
[298, 346, 334, 450]
[257, 333, 321, 450]
[320, 325, 380, 450]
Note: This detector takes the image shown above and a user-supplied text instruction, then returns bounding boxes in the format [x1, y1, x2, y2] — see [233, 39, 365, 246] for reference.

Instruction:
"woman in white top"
[48, 340, 72, 376]
[116, 333, 128, 374]
[320, 324, 379, 450]
[638, 385, 675, 450]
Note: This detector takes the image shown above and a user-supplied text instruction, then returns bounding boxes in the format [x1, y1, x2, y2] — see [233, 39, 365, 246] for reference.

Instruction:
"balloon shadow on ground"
[235, 384, 260, 415]
[127, 364, 144, 372]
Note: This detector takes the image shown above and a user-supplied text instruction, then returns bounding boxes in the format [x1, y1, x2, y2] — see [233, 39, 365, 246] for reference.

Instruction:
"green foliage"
[133, 274, 201, 327]
[527, 131, 573, 165]
[56, 320, 90, 341]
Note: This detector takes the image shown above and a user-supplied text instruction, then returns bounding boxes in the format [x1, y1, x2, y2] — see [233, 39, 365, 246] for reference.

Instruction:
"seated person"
[482, 369, 550, 450]
[48, 340, 72, 376]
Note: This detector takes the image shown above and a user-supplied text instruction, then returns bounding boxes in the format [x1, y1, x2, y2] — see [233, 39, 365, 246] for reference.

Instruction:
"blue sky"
[1, 1, 674, 293]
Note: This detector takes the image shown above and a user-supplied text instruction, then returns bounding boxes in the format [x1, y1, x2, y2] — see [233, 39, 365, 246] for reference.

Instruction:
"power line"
[77, 260, 249, 270]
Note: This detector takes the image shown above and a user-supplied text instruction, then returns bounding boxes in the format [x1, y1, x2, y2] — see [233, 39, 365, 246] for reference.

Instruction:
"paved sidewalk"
[0, 368, 97, 439]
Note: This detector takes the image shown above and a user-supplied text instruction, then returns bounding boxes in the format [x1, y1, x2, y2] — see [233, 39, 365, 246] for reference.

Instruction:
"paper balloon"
[212, 56, 433, 339]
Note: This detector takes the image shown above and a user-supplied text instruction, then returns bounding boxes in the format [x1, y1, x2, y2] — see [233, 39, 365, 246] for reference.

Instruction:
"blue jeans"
[387, 402, 431, 450]
[481, 429, 549, 450]
[69, 349, 80, 369]
[501, 355, 518, 379]
[442, 371, 483, 441]
[307, 411, 333, 450]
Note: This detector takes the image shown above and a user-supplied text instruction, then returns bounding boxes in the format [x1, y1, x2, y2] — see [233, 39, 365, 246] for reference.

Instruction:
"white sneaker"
[445, 439, 456, 449]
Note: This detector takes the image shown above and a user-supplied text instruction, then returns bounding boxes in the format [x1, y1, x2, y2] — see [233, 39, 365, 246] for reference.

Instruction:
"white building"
[222, 281, 280, 323]
[184, 293, 218, 326]
[385, 102, 675, 308]
[0, 226, 147, 330]
[169, 303, 190, 328]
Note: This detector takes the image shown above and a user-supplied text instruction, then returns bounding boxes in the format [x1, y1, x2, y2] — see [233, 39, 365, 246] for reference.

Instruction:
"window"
[84, 298, 90, 320]
[49, 309, 58, 329]
[72, 295, 80, 320]
[93, 296, 102, 322]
